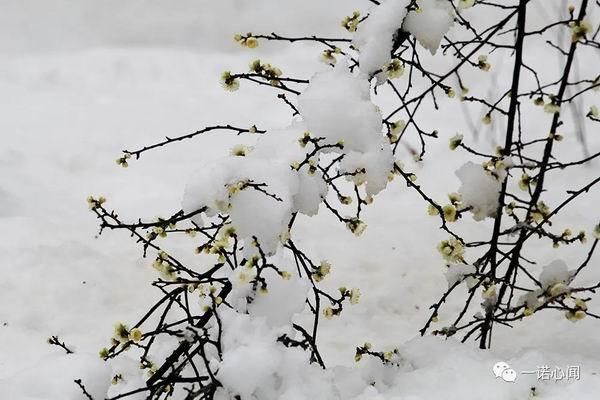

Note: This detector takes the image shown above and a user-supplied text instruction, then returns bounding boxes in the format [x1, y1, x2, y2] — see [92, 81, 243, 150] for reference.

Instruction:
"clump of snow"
[217, 309, 339, 400]
[182, 124, 328, 255]
[491, 157, 514, 181]
[251, 125, 328, 217]
[455, 161, 501, 221]
[298, 65, 393, 197]
[444, 264, 477, 288]
[340, 148, 395, 197]
[353, 0, 411, 81]
[402, 0, 454, 55]
[518, 290, 543, 310]
[217, 312, 283, 399]
[229, 185, 292, 252]
[105, 356, 150, 400]
[225, 262, 259, 312]
[298, 65, 381, 152]
[539, 260, 574, 290]
[183, 157, 294, 254]
[294, 170, 328, 216]
[248, 265, 310, 327]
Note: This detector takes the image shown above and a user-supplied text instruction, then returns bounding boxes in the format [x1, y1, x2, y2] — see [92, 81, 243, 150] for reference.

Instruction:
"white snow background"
[0, 0, 599, 399]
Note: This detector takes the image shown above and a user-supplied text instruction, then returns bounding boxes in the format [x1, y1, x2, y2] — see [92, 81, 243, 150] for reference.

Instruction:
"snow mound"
[216, 309, 339, 400]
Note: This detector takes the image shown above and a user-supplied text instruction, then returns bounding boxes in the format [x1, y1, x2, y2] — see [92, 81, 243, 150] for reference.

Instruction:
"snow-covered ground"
[1, 1, 599, 399]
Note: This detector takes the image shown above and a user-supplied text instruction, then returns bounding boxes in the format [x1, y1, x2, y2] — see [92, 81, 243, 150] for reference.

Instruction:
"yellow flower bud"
[427, 204, 439, 216]
[245, 37, 259, 48]
[383, 59, 404, 79]
[129, 328, 143, 343]
[449, 134, 463, 150]
[442, 204, 457, 222]
[565, 310, 586, 322]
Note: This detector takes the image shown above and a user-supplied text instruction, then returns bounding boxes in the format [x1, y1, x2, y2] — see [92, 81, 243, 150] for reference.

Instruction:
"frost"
[353, 0, 411, 81]
[402, 0, 454, 55]
[455, 161, 501, 221]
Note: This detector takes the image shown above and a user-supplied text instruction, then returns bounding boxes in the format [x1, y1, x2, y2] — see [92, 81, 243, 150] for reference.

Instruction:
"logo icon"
[493, 361, 517, 383]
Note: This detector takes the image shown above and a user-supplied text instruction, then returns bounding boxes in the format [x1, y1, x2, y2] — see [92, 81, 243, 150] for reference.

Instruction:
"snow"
[252, 124, 329, 216]
[539, 260, 575, 290]
[2, 1, 600, 399]
[0, 353, 111, 399]
[455, 161, 502, 221]
[217, 310, 338, 400]
[248, 266, 310, 327]
[339, 148, 395, 198]
[444, 263, 477, 288]
[298, 65, 394, 197]
[353, 0, 411, 81]
[299, 65, 382, 152]
[217, 311, 283, 399]
[182, 124, 329, 254]
[402, 0, 454, 55]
